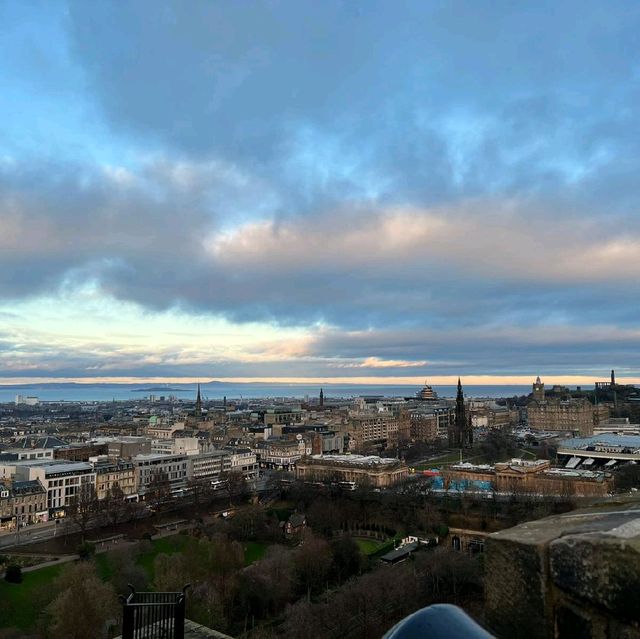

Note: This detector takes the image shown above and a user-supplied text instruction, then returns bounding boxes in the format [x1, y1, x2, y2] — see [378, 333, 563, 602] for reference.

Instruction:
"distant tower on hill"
[611, 369, 616, 386]
[319, 388, 324, 406]
[532, 376, 545, 401]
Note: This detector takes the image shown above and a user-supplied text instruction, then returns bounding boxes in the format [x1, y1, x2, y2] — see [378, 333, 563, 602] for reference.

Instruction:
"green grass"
[0, 563, 64, 630]
[354, 538, 383, 555]
[94, 535, 193, 583]
[243, 541, 268, 565]
[136, 535, 190, 579]
[94, 551, 114, 581]
[0, 534, 194, 632]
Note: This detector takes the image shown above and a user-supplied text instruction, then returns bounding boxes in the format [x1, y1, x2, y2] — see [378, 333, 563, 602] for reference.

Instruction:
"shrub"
[4, 563, 22, 583]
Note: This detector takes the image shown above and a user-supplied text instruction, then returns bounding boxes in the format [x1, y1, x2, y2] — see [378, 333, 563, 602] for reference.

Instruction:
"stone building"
[92, 458, 137, 500]
[527, 397, 605, 435]
[443, 458, 613, 497]
[343, 414, 400, 451]
[263, 407, 305, 426]
[0, 479, 47, 530]
[469, 403, 515, 429]
[410, 403, 455, 441]
[54, 442, 108, 461]
[255, 437, 311, 469]
[527, 377, 607, 435]
[295, 454, 408, 488]
[409, 411, 439, 442]
[225, 447, 258, 480]
[105, 436, 152, 459]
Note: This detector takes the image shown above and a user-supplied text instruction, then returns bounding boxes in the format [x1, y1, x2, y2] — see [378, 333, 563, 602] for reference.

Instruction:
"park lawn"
[95, 535, 193, 583]
[0, 534, 194, 632]
[243, 541, 268, 565]
[355, 538, 383, 555]
[136, 535, 191, 580]
[94, 551, 114, 581]
[0, 563, 64, 630]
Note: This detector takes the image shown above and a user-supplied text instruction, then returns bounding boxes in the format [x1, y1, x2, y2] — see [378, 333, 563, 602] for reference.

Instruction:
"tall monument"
[448, 378, 473, 449]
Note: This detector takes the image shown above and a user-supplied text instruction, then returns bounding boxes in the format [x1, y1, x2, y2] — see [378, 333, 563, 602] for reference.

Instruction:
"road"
[0, 520, 61, 549]
[0, 473, 276, 551]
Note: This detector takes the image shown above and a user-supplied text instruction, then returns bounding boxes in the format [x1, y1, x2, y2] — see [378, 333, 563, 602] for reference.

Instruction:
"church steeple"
[319, 388, 324, 407]
[195, 383, 202, 418]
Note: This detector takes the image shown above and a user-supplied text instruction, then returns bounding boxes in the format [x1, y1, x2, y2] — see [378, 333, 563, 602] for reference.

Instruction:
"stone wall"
[485, 499, 640, 638]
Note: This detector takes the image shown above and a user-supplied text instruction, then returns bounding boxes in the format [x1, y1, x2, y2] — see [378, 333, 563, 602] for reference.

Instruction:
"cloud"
[1, 2, 640, 378]
[208, 201, 640, 284]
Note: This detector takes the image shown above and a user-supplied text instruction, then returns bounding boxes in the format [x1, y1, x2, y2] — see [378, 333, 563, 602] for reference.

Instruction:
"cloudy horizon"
[2, 1, 640, 384]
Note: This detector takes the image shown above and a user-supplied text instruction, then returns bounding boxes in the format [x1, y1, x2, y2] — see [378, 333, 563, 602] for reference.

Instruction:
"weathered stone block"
[550, 522, 640, 622]
[485, 499, 640, 639]
[485, 522, 559, 639]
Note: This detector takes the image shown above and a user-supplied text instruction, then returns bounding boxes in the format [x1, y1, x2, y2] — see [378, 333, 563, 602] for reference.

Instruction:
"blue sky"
[1, 0, 640, 384]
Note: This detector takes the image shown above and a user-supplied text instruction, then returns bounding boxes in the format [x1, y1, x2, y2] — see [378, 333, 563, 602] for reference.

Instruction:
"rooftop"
[305, 454, 402, 467]
[380, 541, 420, 562]
[15, 435, 68, 449]
[4, 459, 93, 473]
[560, 434, 640, 450]
[133, 453, 185, 461]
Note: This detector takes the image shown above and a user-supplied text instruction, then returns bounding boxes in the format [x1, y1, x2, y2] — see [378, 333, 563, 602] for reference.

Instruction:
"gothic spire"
[195, 383, 202, 416]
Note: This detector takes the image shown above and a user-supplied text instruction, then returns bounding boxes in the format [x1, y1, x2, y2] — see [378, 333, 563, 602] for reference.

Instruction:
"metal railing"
[120, 584, 190, 639]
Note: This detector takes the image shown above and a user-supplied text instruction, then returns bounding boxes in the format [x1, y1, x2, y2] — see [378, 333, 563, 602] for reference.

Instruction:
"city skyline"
[2, 1, 640, 383]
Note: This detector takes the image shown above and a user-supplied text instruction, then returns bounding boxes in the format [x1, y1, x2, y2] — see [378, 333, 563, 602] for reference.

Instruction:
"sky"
[1, 0, 640, 385]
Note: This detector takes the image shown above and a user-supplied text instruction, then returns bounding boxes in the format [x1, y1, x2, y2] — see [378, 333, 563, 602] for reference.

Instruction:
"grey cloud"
[65, 1, 640, 212]
[3, 2, 640, 377]
[2, 158, 640, 334]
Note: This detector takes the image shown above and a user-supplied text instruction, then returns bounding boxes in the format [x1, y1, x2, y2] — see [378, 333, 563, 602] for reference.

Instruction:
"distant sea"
[0, 382, 594, 403]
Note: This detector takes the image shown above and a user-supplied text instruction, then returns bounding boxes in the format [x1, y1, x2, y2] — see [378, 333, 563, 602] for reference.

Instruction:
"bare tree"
[294, 535, 332, 601]
[187, 476, 213, 511]
[46, 562, 118, 639]
[146, 471, 171, 509]
[102, 482, 129, 529]
[66, 483, 99, 542]
[223, 470, 248, 506]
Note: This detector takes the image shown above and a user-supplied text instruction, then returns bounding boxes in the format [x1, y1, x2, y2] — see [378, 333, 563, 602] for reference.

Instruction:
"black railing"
[120, 584, 190, 639]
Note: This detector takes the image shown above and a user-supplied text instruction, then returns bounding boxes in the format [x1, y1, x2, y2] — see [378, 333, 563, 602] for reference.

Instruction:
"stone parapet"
[485, 498, 640, 639]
